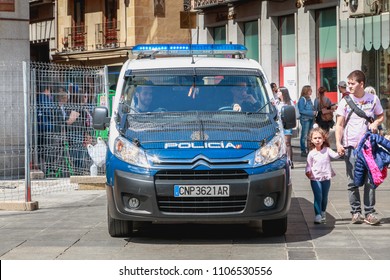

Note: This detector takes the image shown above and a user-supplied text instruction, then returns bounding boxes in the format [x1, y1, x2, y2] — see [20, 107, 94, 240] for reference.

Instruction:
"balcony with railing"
[95, 20, 120, 49]
[63, 24, 87, 52]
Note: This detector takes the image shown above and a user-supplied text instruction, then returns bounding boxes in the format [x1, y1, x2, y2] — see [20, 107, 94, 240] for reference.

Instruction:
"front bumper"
[107, 167, 292, 222]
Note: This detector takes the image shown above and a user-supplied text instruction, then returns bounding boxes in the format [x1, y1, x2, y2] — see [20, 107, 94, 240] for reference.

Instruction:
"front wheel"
[262, 217, 287, 236]
[107, 206, 134, 237]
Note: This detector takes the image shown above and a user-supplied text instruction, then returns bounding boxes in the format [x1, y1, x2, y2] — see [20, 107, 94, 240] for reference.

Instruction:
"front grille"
[157, 195, 247, 213]
[155, 169, 248, 180]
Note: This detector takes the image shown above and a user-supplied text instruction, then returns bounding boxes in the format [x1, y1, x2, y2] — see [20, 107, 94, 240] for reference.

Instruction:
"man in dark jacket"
[36, 84, 55, 170]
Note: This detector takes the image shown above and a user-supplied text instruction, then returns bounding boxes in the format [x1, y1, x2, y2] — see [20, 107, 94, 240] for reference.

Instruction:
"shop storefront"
[340, 11, 390, 133]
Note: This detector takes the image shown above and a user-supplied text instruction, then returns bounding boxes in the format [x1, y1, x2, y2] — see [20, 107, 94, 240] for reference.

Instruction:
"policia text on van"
[93, 44, 296, 237]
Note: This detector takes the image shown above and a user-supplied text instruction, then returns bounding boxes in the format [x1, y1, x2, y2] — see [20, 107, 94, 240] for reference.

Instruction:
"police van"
[93, 44, 296, 237]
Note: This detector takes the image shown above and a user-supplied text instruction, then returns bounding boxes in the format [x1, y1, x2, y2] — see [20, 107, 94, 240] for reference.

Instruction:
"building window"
[154, 0, 165, 17]
[30, 3, 53, 23]
[105, 0, 117, 22]
[213, 26, 226, 44]
[316, 7, 337, 103]
[74, 0, 85, 27]
[105, 0, 118, 46]
[279, 15, 297, 100]
[244, 21, 259, 62]
[72, 0, 85, 49]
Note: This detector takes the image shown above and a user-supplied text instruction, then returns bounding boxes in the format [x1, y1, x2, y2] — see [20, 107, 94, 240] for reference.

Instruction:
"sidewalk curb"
[70, 175, 106, 190]
[0, 201, 39, 211]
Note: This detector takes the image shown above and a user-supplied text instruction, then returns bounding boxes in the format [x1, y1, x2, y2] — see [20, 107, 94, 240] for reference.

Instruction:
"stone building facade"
[29, 0, 191, 89]
[54, 0, 189, 65]
[192, 0, 390, 132]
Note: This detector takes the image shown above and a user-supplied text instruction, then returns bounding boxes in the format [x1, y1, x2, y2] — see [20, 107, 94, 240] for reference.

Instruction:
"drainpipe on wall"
[124, 0, 130, 47]
[52, 0, 58, 61]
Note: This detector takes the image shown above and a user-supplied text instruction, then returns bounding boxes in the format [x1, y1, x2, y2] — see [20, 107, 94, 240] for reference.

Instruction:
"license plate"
[174, 185, 229, 197]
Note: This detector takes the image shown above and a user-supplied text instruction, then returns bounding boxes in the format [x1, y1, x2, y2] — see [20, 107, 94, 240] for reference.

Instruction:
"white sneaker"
[321, 211, 326, 223]
[351, 213, 364, 224]
[314, 214, 322, 224]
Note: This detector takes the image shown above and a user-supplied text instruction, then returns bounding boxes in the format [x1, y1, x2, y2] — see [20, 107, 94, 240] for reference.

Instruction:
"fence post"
[104, 65, 109, 115]
[31, 68, 38, 169]
[23, 61, 31, 202]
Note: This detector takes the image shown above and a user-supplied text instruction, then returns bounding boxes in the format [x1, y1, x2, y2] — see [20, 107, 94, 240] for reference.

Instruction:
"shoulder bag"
[319, 97, 334, 122]
[344, 95, 374, 127]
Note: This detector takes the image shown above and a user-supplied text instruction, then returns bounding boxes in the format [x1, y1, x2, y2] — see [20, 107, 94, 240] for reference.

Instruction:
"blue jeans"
[345, 147, 376, 215]
[300, 118, 313, 153]
[310, 180, 331, 216]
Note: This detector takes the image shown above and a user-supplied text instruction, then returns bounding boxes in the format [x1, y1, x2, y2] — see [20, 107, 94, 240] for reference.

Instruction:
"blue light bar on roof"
[132, 44, 248, 56]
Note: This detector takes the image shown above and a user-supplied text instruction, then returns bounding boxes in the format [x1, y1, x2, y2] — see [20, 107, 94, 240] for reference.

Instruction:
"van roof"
[126, 56, 263, 71]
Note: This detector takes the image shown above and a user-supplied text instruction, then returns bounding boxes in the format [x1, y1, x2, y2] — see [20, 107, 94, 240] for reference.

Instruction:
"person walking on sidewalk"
[314, 86, 336, 133]
[298, 85, 316, 157]
[335, 70, 384, 225]
[305, 127, 340, 224]
[270, 82, 279, 100]
[276, 87, 294, 168]
[338, 80, 350, 98]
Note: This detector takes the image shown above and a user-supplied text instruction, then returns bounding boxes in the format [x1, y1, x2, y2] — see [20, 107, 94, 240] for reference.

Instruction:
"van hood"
[122, 112, 279, 158]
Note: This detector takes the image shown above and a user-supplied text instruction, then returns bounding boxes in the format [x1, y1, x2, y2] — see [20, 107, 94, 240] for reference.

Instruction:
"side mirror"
[280, 105, 296, 129]
[92, 107, 110, 130]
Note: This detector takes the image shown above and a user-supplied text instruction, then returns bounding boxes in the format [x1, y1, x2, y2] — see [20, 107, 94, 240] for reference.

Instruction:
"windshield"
[119, 74, 271, 114]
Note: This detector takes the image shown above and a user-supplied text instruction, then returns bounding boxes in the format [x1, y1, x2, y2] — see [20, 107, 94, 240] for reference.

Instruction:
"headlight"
[114, 136, 149, 168]
[254, 134, 286, 165]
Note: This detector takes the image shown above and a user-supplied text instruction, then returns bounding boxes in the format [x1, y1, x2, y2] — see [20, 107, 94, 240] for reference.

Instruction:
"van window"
[120, 75, 269, 113]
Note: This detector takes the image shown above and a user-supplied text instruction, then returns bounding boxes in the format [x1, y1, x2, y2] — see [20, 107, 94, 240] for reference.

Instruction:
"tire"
[107, 206, 134, 237]
[262, 216, 287, 236]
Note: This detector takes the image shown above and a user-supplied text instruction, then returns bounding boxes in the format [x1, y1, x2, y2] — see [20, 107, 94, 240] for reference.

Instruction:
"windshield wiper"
[253, 101, 271, 114]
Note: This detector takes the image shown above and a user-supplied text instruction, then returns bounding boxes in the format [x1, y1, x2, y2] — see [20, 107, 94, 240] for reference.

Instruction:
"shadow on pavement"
[125, 197, 336, 244]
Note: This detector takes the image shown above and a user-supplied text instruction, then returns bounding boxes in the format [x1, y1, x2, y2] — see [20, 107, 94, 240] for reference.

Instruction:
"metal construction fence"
[0, 61, 108, 203]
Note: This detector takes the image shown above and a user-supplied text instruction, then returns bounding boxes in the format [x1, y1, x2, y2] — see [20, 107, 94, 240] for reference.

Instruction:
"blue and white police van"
[93, 44, 296, 237]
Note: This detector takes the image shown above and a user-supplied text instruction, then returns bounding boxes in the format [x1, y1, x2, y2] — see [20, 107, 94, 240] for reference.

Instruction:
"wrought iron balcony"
[63, 24, 87, 52]
[95, 21, 121, 50]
